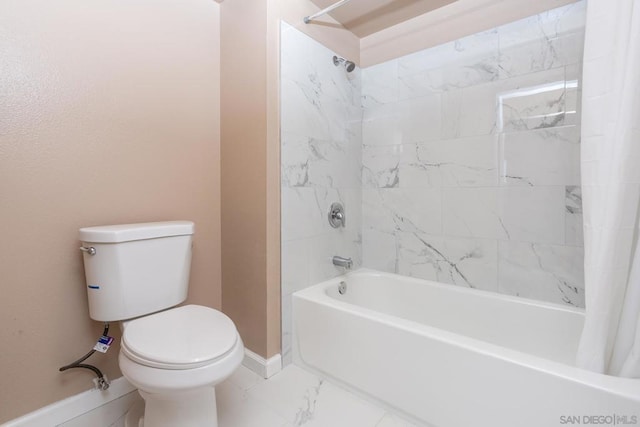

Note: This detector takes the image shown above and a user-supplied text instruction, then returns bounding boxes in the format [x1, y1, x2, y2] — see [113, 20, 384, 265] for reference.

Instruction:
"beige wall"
[0, 0, 221, 422]
[220, 0, 273, 358]
[220, 0, 359, 360]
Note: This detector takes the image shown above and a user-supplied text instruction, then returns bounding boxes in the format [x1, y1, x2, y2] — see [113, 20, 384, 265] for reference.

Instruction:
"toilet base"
[126, 387, 219, 427]
[124, 400, 144, 427]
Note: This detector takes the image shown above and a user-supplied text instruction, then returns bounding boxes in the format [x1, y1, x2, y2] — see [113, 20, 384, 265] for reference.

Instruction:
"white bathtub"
[292, 269, 640, 427]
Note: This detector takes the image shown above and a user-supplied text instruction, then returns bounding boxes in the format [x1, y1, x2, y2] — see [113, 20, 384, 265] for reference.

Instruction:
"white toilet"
[79, 221, 243, 427]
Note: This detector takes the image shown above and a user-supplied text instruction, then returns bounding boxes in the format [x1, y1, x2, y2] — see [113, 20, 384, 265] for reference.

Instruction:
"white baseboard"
[243, 349, 282, 379]
[3, 350, 282, 426]
[1, 377, 137, 427]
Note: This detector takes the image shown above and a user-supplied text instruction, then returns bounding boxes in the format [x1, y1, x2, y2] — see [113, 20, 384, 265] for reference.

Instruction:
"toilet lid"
[121, 305, 238, 370]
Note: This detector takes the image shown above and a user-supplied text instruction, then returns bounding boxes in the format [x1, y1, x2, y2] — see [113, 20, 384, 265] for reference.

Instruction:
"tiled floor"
[58, 364, 418, 427]
[217, 364, 417, 427]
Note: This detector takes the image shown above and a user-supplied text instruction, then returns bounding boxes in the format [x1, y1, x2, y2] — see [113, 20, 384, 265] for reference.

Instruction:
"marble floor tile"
[227, 363, 266, 391]
[246, 365, 386, 427]
[375, 413, 421, 427]
[216, 379, 290, 427]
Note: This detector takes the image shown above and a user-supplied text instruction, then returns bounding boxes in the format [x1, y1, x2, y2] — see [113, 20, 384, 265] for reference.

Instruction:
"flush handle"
[80, 246, 96, 256]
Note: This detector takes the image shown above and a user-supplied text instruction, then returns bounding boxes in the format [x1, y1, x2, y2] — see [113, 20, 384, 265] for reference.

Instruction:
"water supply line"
[59, 323, 110, 390]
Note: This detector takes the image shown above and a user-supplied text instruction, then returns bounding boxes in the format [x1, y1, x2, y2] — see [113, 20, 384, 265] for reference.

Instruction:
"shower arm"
[304, 0, 353, 24]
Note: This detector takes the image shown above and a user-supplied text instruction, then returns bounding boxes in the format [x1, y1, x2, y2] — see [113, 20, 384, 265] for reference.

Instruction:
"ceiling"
[309, 0, 458, 37]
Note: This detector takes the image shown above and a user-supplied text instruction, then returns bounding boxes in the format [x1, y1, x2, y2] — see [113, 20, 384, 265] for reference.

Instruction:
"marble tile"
[247, 365, 386, 427]
[398, 31, 500, 98]
[362, 110, 402, 147]
[281, 78, 361, 142]
[441, 82, 498, 138]
[281, 19, 364, 373]
[400, 135, 499, 188]
[281, 187, 324, 241]
[565, 185, 584, 247]
[281, 292, 293, 366]
[563, 64, 581, 127]
[362, 188, 442, 235]
[398, 95, 442, 143]
[227, 365, 266, 392]
[362, 145, 402, 188]
[217, 379, 290, 427]
[363, 101, 397, 122]
[307, 138, 361, 189]
[499, 126, 581, 186]
[498, 186, 566, 244]
[280, 0, 586, 315]
[544, 0, 587, 34]
[442, 187, 502, 239]
[498, 240, 585, 307]
[497, 1, 586, 80]
[497, 67, 570, 132]
[497, 1, 586, 79]
[498, 30, 584, 79]
[281, 22, 360, 106]
[281, 238, 309, 297]
[281, 133, 313, 187]
[375, 413, 421, 427]
[442, 186, 566, 244]
[398, 29, 500, 78]
[362, 60, 398, 108]
[362, 228, 397, 273]
[280, 187, 360, 289]
[399, 52, 499, 96]
[281, 132, 361, 189]
[282, 187, 362, 241]
[397, 232, 499, 291]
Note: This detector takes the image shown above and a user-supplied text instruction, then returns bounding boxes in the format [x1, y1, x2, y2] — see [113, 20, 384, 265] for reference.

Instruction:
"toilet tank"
[79, 221, 194, 322]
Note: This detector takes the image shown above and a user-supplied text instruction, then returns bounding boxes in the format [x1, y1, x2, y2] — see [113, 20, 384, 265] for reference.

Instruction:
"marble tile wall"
[361, 1, 587, 307]
[280, 22, 362, 365]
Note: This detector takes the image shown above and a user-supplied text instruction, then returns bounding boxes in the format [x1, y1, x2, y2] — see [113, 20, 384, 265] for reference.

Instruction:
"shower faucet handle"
[328, 202, 346, 228]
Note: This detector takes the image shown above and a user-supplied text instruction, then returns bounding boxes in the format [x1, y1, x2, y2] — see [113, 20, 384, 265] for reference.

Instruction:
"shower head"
[333, 55, 356, 73]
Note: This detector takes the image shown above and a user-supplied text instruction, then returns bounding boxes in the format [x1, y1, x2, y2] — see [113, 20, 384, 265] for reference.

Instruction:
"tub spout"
[332, 256, 353, 269]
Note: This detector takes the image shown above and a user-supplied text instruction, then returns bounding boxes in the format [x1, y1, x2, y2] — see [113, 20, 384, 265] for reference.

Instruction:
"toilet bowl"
[118, 305, 244, 427]
[78, 221, 244, 427]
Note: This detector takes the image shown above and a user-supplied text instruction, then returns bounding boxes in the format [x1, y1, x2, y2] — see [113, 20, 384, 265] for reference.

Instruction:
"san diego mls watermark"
[559, 414, 638, 425]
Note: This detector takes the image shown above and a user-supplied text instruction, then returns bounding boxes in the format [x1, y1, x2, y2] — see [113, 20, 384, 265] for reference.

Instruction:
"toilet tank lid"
[79, 221, 194, 243]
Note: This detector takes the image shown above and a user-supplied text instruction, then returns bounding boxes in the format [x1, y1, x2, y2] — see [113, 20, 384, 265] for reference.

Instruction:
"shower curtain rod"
[304, 0, 353, 24]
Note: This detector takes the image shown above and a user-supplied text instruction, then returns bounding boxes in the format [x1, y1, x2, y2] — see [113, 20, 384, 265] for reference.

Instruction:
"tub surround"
[280, 21, 363, 365]
[281, 2, 587, 368]
[361, 1, 586, 307]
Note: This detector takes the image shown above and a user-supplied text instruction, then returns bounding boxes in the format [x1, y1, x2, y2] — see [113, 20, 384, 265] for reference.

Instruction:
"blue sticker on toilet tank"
[88, 284, 100, 290]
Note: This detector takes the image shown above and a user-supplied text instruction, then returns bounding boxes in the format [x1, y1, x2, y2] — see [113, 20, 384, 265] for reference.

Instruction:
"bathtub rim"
[292, 268, 640, 402]
[322, 268, 585, 315]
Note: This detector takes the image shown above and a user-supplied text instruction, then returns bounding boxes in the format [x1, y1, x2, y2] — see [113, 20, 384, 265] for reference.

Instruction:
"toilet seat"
[121, 305, 238, 370]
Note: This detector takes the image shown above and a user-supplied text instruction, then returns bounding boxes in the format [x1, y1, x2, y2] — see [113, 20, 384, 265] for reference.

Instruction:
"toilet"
[79, 221, 243, 427]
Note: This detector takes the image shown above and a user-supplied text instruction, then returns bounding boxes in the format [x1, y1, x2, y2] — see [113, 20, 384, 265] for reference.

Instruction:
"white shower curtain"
[576, 0, 640, 377]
